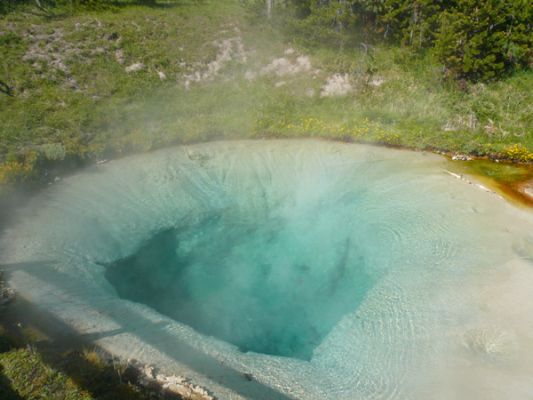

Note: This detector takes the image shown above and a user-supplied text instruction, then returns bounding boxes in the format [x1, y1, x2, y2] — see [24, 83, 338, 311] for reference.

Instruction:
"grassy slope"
[0, 270, 158, 400]
[0, 338, 178, 400]
[0, 0, 532, 184]
[0, 297, 184, 400]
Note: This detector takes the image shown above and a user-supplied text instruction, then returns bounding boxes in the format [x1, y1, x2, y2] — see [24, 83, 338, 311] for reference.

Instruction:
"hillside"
[0, 0, 532, 185]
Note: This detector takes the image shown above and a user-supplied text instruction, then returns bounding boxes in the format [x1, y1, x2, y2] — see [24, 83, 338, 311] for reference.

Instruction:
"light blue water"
[4, 140, 533, 399]
[102, 141, 412, 360]
[106, 205, 372, 360]
[97, 139, 525, 364]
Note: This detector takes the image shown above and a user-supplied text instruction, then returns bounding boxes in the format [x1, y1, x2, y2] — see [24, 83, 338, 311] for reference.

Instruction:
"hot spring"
[2, 140, 533, 399]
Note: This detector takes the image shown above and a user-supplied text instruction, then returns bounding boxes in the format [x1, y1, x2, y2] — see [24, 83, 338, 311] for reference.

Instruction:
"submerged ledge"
[444, 157, 533, 208]
[1, 140, 533, 400]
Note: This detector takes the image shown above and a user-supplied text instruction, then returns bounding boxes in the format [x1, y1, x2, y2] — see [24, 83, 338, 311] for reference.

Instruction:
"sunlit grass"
[0, 0, 531, 184]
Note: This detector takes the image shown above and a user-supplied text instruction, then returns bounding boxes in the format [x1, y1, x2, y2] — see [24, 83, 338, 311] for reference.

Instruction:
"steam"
[3, 140, 533, 400]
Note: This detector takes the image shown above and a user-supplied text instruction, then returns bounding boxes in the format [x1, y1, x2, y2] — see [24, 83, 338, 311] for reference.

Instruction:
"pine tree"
[433, 0, 532, 81]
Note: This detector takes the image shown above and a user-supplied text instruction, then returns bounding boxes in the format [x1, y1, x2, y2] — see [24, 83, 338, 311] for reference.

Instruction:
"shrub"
[501, 144, 533, 162]
[433, 0, 532, 81]
[255, 0, 532, 82]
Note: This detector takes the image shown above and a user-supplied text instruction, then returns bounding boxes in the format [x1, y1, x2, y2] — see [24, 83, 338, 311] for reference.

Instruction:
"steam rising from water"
[105, 207, 371, 360]
[2, 140, 533, 400]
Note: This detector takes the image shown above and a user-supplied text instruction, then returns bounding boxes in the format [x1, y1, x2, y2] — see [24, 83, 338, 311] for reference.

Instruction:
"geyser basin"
[2, 140, 533, 400]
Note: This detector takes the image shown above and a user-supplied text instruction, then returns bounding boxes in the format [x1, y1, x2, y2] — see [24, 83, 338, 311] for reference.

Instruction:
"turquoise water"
[102, 141, 404, 360]
[3, 140, 533, 399]
[106, 209, 372, 360]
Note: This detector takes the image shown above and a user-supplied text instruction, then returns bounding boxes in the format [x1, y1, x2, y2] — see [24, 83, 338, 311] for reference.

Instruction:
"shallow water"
[2, 140, 533, 399]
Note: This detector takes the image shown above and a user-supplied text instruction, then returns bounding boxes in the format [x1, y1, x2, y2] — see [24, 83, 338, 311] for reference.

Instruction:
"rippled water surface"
[2, 140, 533, 400]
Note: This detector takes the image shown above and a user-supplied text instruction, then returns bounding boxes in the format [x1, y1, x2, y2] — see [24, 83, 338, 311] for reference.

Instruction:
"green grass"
[0, 323, 180, 400]
[0, 343, 174, 400]
[0, 347, 92, 400]
[0, 269, 173, 400]
[0, 0, 531, 184]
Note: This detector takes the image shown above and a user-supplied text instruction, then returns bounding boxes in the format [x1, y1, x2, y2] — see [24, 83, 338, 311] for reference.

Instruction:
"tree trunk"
[266, 0, 273, 19]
